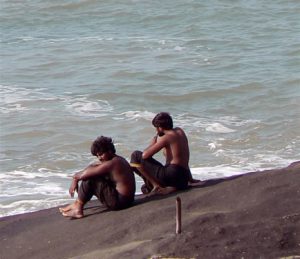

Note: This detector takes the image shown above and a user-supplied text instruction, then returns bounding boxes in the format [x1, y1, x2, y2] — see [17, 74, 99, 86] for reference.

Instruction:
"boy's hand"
[69, 179, 78, 197]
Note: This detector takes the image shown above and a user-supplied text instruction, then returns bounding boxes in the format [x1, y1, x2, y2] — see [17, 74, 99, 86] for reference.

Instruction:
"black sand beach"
[1, 162, 299, 259]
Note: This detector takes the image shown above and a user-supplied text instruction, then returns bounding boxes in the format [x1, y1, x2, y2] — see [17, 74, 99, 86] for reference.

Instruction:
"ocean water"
[1, 0, 299, 217]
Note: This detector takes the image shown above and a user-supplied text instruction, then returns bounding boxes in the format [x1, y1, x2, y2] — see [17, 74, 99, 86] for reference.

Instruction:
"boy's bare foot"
[62, 209, 83, 219]
[146, 186, 176, 197]
[59, 200, 83, 214]
[141, 184, 151, 194]
[59, 203, 75, 213]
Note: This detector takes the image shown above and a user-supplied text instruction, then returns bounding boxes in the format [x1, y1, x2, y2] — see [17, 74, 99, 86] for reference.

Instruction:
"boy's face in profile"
[97, 151, 112, 162]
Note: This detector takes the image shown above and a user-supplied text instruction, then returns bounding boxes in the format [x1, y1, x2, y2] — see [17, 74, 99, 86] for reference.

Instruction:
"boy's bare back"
[111, 156, 136, 197]
[157, 127, 190, 168]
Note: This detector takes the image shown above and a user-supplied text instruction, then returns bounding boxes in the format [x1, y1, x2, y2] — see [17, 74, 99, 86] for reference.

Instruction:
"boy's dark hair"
[152, 112, 173, 130]
[91, 136, 116, 156]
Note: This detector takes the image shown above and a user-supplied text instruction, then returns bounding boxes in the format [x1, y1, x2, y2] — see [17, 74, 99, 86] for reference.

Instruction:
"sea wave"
[1, 0, 299, 218]
[0, 158, 296, 218]
[0, 198, 73, 218]
[0, 85, 59, 114]
[65, 96, 114, 117]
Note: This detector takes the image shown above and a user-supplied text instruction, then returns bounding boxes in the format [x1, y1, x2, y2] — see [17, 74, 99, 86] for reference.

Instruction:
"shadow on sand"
[68, 173, 245, 219]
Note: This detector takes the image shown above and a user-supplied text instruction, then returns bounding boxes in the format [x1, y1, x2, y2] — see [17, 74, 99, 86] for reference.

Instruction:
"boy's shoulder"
[113, 155, 129, 164]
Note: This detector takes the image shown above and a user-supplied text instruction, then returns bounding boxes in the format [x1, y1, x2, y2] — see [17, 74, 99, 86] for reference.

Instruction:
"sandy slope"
[1, 162, 299, 259]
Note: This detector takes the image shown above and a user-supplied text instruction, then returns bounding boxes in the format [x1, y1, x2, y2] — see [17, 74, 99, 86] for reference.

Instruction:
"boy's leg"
[92, 177, 119, 210]
[59, 201, 81, 213]
[130, 150, 176, 196]
[130, 150, 162, 191]
[60, 200, 84, 219]
[93, 180, 134, 210]
[60, 179, 96, 218]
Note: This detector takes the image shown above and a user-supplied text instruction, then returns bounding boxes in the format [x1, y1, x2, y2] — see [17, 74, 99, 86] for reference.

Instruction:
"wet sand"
[1, 162, 299, 259]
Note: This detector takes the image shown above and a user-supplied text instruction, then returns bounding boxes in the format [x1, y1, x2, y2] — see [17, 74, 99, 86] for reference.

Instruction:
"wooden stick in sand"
[176, 197, 182, 234]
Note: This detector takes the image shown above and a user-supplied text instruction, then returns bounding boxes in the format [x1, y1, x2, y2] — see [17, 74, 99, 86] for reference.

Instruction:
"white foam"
[1, 85, 53, 103]
[0, 198, 74, 217]
[0, 159, 295, 217]
[65, 97, 113, 117]
[0, 169, 70, 180]
[21, 37, 34, 42]
[174, 46, 184, 51]
[191, 165, 248, 180]
[1, 85, 31, 104]
[0, 103, 28, 113]
[208, 142, 223, 151]
[206, 123, 235, 133]
[0, 170, 44, 180]
[190, 155, 296, 181]
[0, 85, 58, 114]
[208, 142, 216, 150]
[1, 185, 66, 197]
[118, 110, 156, 121]
[175, 114, 259, 130]
[252, 154, 295, 169]
[217, 116, 260, 127]
[0, 177, 67, 198]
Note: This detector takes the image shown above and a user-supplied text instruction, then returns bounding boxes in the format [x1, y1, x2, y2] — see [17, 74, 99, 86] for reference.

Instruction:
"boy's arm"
[142, 136, 166, 159]
[143, 135, 158, 150]
[73, 161, 113, 181]
[69, 161, 112, 197]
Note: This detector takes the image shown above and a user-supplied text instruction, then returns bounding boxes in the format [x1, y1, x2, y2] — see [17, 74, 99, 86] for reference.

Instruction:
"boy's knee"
[130, 150, 142, 163]
[80, 179, 91, 188]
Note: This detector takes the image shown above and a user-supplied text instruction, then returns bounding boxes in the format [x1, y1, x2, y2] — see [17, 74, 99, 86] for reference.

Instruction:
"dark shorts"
[78, 176, 134, 210]
[130, 150, 189, 191]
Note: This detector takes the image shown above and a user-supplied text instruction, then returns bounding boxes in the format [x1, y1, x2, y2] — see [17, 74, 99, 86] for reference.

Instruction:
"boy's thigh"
[94, 177, 119, 209]
[143, 158, 164, 178]
[162, 165, 189, 189]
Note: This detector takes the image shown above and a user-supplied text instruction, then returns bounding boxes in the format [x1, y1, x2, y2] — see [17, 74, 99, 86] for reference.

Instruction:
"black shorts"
[78, 176, 134, 210]
[130, 150, 189, 190]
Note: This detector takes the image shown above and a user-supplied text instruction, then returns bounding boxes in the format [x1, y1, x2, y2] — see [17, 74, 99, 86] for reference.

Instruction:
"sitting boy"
[59, 136, 136, 219]
[130, 112, 200, 196]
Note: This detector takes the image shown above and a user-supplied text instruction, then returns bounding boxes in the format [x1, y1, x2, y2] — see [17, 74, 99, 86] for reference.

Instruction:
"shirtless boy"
[60, 136, 136, 219]
[130, 112, 199, 195]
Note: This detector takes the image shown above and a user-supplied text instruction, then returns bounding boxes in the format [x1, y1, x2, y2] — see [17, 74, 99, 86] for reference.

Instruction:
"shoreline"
[1, 162, 299, 259]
